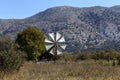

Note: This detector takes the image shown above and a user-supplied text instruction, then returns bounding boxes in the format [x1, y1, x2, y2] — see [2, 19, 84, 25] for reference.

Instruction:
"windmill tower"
[45, 32, 67, 56]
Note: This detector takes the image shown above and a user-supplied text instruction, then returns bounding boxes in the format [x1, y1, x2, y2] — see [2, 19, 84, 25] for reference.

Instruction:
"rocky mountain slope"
[0, 6, 120, 52]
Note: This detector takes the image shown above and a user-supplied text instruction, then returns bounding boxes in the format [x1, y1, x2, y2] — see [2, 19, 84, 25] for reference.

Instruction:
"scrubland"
[1, 60, 120, 80]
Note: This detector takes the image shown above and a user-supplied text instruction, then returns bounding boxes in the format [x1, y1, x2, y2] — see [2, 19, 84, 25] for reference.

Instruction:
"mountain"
[0, 6, 120, 52]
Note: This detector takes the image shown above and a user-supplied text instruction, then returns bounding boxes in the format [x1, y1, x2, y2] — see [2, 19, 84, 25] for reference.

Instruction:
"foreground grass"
[1, 60, 120, 80]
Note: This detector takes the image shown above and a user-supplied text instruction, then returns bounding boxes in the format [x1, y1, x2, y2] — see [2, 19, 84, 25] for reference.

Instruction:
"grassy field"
[1, 60, 120, 80]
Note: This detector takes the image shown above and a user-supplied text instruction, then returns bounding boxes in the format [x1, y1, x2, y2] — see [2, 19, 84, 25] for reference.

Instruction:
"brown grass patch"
[1, 60, 120, 80]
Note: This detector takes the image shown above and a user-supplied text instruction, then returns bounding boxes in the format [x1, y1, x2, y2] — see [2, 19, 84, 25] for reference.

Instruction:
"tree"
[0, 35, 23, 78]
[0, 35, 13, 52]
[16, 26, 45, 60]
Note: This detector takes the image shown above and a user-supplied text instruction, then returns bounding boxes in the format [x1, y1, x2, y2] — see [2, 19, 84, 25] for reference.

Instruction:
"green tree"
[16, 26, 45, 60]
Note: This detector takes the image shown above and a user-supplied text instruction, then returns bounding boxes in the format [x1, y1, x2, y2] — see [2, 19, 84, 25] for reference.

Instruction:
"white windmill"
[45, 32, 67, 55]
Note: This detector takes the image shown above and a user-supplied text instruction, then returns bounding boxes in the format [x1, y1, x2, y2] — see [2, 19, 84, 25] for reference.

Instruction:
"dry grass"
[1, 60, 120, 80]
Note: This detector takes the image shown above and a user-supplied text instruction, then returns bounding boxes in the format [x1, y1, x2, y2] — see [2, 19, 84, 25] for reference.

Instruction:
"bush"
[58, 53, 78, 62]
[105, 49, 119, 60]
[0, 35, 24, 78]
[78, 52, 92, 60]
[92, 50, 106, 60]
[0, 35, 12, 52]
[0, 52, 22, 71]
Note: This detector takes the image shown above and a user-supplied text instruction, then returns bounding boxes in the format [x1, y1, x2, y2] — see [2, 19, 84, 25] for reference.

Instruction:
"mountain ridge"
[0, 5, 120, 52]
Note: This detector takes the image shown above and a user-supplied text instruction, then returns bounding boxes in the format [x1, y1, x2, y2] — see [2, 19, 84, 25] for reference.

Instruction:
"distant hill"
[0, 6, 120, 52]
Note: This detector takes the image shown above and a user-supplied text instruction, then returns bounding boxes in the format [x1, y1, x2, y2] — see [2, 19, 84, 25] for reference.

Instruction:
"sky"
[0, 0, 120, 19]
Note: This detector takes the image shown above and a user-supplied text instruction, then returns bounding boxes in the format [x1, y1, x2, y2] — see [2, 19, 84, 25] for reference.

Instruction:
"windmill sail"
[45, 38, 53, 43]
[45, 44, 54, 50]
[49, 33, 55, 41]
[60, 45, 67, 50]
[56, 32, 61, 41]
[57, 50, 62, 55]
[50, 49, 54, 55]
[58, 36, 65, 42]
[45, 32, 66, 55]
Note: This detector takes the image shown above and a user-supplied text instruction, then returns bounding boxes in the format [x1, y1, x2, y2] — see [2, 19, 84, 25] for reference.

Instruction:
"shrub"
[58, 53, 78, 62]
[105, 49, 119, 60]
[0, 35, 24, 78]
[0, 52, 22, 71]
[78, 51, 92, 60]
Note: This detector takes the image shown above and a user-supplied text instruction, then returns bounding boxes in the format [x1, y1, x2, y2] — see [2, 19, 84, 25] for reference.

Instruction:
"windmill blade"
[60, 45, 67, 50]
[56, 45, 62, 55]
[57, 50, 62, 55]
[58, 36, 65, 42]
[45, 44, 54, 50]
[45, 38, 53, 43]
[49, 49, 55, 55]
[49, 33, 55, 41]
[56, 32, 61, 41]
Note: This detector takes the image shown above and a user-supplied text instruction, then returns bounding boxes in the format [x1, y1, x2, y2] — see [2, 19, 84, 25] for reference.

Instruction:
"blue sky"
[0, 0, 120, 19]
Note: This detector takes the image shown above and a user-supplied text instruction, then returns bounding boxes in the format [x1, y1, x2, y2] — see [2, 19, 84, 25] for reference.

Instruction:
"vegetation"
[0, 52, 22, 76]
[0, 35, 23, 79]
[56, 49, 120, 66]
[1, 27, 120, 80]
[1, 61, 120, 80]
[16, 26, 46, 60]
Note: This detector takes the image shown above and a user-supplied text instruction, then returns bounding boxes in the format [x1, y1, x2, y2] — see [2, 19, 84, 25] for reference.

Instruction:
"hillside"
[0, 6, 120, 52]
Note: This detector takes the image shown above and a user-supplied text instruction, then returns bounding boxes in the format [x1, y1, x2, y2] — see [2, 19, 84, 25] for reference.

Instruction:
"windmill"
[45, 32, 67, 56]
